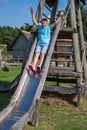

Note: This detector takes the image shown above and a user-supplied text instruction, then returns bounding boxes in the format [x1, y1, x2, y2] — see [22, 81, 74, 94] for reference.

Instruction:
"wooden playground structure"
[0, 0, 87, 129]
[39, 0, 87, 107]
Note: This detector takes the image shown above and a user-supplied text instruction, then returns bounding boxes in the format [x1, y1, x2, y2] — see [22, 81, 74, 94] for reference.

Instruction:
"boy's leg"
[36, 44, 49, 73]
[28, 52, 40, 73]
[28, 43, 41, 73]
[32, 52, 40, 67]
[36, 53, 45, 73]
[38, 53, 45, 67]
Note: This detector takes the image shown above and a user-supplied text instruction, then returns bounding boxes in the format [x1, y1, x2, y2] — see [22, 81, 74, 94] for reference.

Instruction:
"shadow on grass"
[0, 81, 11, 85]
[0, 88, 15, 111]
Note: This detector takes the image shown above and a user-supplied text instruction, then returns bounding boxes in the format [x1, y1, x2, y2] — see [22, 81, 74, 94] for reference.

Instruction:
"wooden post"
[69, 0, 81, 72]
[69, 0, 82, 106]
[50, 0, 59, 85]
[75, 0, 87, 81]
[50, 0, 58, 24]
[32, 100, 40, 126]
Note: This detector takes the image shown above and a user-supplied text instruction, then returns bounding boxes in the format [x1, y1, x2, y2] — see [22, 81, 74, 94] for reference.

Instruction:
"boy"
[28, 7, 64, 74]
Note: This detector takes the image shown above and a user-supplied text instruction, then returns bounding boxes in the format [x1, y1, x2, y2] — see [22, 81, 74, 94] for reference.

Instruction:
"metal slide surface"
[0, 75, 40, 130]
[0, 22, 61, 130]
[0, 35, 38, 130]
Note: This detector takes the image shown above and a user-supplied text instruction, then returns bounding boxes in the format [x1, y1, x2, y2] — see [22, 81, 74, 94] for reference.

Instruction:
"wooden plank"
[51, 58, 73, 62]
[50, 0, 58, 24]
[32, 100, 40, 126]
[60, 27, 76, 33]
[80, 0, 86, 5]
[56, 44, 72, 47]
[48, 67, 81, 77]
[53, 51, 73, 54]
[76, 0, 87, 81]
[44, 3, 52, 13]
[70, 0, 82, 72]
[46, 77, 76, 84]
[43, 86, 77, 94]
[45, 0, 56, 7]
[57, 39, 72, 42]
[48, 66, 75, 71]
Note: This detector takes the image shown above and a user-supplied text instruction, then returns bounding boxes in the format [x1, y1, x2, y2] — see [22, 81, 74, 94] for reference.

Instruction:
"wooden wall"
[12, 34, 30, 61]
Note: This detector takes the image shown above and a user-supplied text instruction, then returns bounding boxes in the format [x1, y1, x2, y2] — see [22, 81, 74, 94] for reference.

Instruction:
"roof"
[11, 30, 30, 49]
[46, 0, 86, 7]
[21, 30, 30, 39]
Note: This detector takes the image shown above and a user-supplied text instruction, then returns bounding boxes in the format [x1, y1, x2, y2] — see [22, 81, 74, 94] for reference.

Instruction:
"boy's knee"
[40, 53, 45, 58]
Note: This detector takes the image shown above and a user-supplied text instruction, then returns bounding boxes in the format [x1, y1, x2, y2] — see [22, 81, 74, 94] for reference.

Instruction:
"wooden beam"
[43, 86, 77, 94]
[32, 100, 40, 126]
[48, 67, 81, 77]
[80, 0, 86, 5]
[75, 0, 87, 81]
[69, 0, 82, 72]
[50, 0, 58, 24]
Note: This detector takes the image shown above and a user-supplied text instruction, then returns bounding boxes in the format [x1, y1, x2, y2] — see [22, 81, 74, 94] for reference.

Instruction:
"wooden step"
[59, 27, 76, 33]
[43, 85, 77, 94]
[56, 44, 72, 47]
[53, 51, 73, 54]
[48, 67, 81, 77]
[57, 39, 72, 42]
[51, 58, 73, 62]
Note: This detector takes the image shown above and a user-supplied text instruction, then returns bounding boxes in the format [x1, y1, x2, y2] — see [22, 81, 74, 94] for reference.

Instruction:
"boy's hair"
[41, 18, 48, 22]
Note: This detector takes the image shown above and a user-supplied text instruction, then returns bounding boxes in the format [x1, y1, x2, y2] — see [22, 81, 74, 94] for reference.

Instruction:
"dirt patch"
[41, 93, 77, 107]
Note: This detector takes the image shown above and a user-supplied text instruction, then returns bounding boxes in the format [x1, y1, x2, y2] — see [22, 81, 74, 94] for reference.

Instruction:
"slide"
[0, 22, 61, 130]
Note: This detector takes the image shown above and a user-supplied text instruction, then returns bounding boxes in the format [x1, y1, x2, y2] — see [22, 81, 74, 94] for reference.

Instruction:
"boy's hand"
[30, 7, 34, 14]
[60, 11, 65, 19]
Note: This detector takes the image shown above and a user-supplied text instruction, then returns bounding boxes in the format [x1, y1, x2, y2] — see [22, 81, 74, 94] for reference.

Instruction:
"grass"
[0, 66, 21, 84]
[0, 66, 87, 130]
[0, 65, 21, 110]
[24, 95, 87, 130]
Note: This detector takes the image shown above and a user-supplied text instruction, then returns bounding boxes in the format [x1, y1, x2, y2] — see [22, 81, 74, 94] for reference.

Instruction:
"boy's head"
[41, 18, 48, 27]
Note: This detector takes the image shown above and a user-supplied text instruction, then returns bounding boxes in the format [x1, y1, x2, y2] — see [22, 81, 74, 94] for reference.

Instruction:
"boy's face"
[41, 20, 48, 27]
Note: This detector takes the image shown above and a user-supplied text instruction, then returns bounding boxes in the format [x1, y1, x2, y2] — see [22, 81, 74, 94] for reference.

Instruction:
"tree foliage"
[0, 26, 20, 50]
[0, 23, 32, 54]
[80, 5, 87, 41]
[66, 4, 87, 41]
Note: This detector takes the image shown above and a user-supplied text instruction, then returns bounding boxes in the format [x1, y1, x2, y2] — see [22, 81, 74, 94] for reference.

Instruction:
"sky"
[0, 0, 69, 28]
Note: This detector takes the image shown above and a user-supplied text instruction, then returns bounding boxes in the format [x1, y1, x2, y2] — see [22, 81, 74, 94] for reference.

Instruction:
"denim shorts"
[35, 44, 49, 54]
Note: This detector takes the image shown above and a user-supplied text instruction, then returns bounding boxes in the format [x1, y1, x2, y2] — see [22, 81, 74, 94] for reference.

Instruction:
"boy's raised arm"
[51, 16, 61, 28]
[30, 7, 38, 26]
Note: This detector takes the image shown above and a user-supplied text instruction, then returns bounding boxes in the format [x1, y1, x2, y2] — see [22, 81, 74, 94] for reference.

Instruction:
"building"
[12, 30, 30, 61]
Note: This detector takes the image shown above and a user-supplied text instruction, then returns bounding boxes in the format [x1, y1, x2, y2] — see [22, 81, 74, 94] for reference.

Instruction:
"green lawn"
[24, 95, 87, 130]
[0, 66, 87, 130]
[0, 66, 21, 84]
[0, 65, 21, 110]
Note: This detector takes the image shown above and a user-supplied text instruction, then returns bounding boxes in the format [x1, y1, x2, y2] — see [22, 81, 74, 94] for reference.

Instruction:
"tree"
[20, 23, 32, 31]
[80, 5, 87, 41]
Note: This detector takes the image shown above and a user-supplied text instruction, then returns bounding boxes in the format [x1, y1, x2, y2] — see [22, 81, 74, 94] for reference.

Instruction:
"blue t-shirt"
[37, 25, 53, 45]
